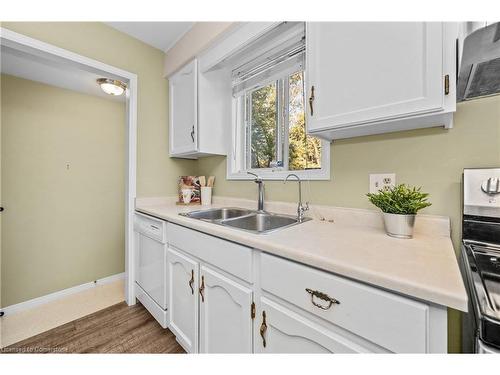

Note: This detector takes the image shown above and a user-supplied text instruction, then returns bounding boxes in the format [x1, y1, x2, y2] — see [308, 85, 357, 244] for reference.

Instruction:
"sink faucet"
[247, 171, 265, 211]
[284, 174, 309, 222]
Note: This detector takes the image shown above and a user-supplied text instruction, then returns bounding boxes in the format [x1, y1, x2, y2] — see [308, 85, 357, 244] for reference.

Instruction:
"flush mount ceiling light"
[96, 78, 127, 96]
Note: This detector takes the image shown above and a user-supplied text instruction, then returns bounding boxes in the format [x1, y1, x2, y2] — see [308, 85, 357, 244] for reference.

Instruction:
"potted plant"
[366, 184, 432, 239]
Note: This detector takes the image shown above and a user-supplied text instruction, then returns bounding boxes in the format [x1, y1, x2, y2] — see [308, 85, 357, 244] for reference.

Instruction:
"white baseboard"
[0, 272, 125, 317]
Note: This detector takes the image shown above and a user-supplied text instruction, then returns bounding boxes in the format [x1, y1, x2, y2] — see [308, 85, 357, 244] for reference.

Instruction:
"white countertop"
[135, 196, 468, 311]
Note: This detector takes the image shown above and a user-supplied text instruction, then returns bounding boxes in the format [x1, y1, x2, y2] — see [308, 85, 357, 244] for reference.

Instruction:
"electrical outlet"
[369, 173, 396, 194]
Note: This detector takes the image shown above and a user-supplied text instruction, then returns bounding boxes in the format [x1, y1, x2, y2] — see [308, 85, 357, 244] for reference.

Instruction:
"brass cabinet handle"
[188, 269, 194, 295]
[199, 275, 205, 302]
[305, 288, 340, 310]
[309, 86, 315, 116]
[190, 125, 195, 143]
[259, 311, 267, 348]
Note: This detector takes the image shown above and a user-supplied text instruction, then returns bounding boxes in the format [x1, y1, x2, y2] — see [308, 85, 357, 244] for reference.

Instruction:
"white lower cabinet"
[259, 252, 431, 353]
[166, 224, 254, 353]
[167, 247, 199, 353]
[255, 297, 371, 353]
[137, 216, 448, 353]
[199, 265, 253, 353]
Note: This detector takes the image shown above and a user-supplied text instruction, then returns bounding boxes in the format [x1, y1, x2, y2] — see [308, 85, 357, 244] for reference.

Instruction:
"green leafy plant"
[366, 184, 432, 215]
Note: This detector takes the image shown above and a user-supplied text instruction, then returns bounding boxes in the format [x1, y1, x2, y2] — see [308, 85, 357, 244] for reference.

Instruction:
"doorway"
[0, 28, 137, 346]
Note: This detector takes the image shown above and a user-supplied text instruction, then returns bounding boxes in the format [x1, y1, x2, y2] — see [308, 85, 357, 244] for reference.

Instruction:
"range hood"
[457, 22, 500, 102]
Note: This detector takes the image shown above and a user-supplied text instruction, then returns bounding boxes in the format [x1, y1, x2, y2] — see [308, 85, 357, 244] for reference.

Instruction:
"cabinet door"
[169, 59, 197, 155]
[306, 22, 444, 132]
[255, 297, 371, 353]
[199, 265, 253, 353]
[167, 247, 199, 353]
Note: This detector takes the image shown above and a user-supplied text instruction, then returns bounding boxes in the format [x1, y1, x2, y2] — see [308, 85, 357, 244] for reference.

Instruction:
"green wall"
[0, 23, 197, 307]
[197, 95, 500, 352]
[1, 75, 126, 306]
[1, 22, 197, 197]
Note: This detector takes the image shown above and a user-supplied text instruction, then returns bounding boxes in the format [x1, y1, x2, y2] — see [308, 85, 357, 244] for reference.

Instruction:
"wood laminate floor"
[1, 302, 185, 354]
[1, 279, 126, 347]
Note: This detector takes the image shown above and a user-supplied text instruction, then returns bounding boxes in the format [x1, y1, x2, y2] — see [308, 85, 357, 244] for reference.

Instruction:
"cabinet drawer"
[260, 253, 430, 353]
[135, 213, 166, 243]
[167, 223, 253, 282]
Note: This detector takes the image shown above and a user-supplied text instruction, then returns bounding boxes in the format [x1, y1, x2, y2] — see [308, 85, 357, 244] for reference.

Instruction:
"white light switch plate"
[369, 173, 396, 194]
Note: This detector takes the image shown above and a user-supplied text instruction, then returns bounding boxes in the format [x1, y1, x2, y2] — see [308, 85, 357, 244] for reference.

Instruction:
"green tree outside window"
[247, 71, 321, 171]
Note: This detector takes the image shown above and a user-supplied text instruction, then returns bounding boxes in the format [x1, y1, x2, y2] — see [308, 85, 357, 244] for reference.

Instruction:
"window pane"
[288, 72, 321, 170]
[249, 81, 278, 169]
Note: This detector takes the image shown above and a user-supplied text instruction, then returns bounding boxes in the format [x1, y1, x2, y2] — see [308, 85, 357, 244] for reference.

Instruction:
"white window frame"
[227, 74, 330, 181]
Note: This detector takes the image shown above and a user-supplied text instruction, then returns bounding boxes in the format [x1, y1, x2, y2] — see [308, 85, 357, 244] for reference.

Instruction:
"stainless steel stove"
[462, 168, 500, 353]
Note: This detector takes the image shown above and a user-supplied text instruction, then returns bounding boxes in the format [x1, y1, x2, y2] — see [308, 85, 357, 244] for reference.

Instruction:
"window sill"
[226, 168, 330, 181]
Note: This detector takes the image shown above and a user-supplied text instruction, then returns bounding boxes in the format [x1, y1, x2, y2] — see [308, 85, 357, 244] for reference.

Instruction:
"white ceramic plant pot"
[383, 213, 416, 239]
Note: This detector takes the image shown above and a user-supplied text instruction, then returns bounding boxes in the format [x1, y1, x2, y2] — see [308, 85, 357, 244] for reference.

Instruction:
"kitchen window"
[228, 22, 330, 180]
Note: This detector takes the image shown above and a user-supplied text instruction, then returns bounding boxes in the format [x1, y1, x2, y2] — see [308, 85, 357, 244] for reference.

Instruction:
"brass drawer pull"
[199, 275, 205, 302]
[188, 269, 194, 295]
[260, 311, 267, 348]
[305, 288, 340, 310]
[309, 85, 315, 116]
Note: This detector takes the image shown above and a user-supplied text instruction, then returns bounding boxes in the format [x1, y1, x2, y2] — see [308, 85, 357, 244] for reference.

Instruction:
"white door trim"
[0, 27, 138, 307]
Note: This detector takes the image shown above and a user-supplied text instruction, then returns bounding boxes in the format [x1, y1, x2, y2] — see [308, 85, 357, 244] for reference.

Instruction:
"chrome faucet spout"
[248, 171, 265, 211]
[284, 173, 309, 222]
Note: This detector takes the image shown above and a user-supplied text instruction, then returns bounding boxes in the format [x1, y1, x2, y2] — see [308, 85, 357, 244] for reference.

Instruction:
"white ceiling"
[105, 22, 194, 52]
[1, 46, 125, 102]
[0, 23, 195, 101]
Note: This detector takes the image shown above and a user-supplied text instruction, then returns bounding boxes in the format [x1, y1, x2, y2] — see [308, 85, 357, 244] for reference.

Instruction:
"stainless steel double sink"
[179, 207, 310, 234]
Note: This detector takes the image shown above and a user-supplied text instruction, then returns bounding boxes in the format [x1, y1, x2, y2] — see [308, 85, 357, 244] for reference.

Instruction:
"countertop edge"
[135, 205, 468, 312]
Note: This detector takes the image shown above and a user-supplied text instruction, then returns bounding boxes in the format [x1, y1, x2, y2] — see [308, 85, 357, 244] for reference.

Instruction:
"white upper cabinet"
[169, 60, 197, 156]
[168, 22, 459, 153]
[169, 59, 230, 159]
[306, 22, 457, 140]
